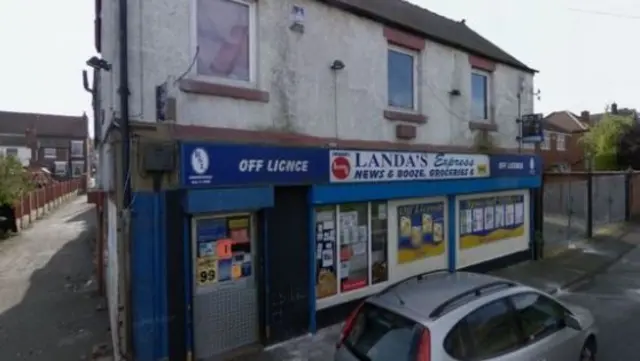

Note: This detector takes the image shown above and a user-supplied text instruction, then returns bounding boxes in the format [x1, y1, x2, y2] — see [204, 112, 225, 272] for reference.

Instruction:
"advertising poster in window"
[397, 202, 446, 264]
[459, 195, 525, 250]
[371, 201, 389, 284]
[338, 205, 369, 293]
[315, 208, 338, 299]
[195, 216, 252, 288]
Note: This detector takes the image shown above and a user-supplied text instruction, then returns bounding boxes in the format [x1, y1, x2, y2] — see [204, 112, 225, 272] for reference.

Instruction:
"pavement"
[255, 222, 640, 361]
[0, 197, 110, 361]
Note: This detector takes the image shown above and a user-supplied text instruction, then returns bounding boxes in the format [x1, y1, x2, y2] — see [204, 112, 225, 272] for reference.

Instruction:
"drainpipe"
[118, 0, 133, 358]
[118, 0, 131, 206]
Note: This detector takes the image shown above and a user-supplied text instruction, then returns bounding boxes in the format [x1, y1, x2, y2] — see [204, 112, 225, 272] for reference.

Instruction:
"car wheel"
[580, 342, 595, 361]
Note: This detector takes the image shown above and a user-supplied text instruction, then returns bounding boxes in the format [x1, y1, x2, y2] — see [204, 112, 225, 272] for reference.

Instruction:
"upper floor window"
[471, 70, 490, 121]
[556, 134, 566, 151]
[196, 0, 255, 83]
[387, 46, 417, 111]
[70, 140, 84, 158]
[5, 148, 18, 157]
[541, 131, 550, 150]
[44, 148, 57, 159]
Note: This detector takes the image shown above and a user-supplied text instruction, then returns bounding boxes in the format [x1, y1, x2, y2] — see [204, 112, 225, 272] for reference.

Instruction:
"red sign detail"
[342, 279, 367, 292]
[331, 156, 351, 180]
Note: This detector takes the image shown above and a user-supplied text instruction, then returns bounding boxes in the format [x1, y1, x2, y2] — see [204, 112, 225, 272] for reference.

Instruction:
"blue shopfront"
[130, 142, 541, 361]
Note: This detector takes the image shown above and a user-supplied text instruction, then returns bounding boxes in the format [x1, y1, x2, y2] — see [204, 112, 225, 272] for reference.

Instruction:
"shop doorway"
[191, 213, 259, 360]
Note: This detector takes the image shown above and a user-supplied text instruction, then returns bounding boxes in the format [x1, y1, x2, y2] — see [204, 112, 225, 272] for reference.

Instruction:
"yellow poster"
[397, 202, 446, 264]
[196, 256, 217, 285]
[459, 195, 526, 250]
[232, 263, 242, 279]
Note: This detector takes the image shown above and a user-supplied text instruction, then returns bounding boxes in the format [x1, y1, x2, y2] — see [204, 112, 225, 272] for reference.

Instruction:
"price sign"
[197, 257, 217, 286]
[216, 239, 233, 259]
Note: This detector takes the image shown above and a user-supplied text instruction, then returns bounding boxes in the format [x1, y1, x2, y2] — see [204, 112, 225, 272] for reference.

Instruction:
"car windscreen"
[344, 303, 421, 361]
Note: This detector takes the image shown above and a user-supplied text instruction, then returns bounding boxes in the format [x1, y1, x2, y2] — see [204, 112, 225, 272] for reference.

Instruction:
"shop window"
[371, 201, 389, 284]
[195, 215, 253, 287]
[339, 203, 369, 293]
[315, 206, 338, 299]
[315, 202, 389, 300]
[397, 201, 446, 264]
[459, 194, 525, 250]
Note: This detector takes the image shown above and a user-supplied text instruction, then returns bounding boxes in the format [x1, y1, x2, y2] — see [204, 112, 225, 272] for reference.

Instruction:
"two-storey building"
[93, 1, 540, 360]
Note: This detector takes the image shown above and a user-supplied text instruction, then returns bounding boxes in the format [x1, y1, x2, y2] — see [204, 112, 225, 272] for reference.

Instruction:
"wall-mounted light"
[330, 60, 345, 71]
[86, 56, 112, 71]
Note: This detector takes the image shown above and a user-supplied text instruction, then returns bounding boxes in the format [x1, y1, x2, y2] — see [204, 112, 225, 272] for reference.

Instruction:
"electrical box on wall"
[142, 142, 176, 173]
[290, 5, 305, 33]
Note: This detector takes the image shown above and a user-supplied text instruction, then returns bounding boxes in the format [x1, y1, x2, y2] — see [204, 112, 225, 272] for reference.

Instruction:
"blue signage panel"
[181, 143, 329, 187]
[490, 154, 541, 177]
[520, 113, 544, 143]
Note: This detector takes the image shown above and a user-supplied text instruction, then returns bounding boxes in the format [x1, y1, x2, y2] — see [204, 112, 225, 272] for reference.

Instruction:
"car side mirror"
[563, 314, 582, 330]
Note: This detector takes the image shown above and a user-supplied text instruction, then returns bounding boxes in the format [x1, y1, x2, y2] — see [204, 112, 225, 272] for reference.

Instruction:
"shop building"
[91, 0, 538, 360]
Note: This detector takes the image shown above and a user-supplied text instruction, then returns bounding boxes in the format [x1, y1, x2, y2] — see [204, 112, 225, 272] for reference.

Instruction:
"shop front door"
[192, 213, 259, 360]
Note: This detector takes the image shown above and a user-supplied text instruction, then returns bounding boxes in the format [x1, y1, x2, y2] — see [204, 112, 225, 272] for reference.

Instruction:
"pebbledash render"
[92, 0, 538, 361]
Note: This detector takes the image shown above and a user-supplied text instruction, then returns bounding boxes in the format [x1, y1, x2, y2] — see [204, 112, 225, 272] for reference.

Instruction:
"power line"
[568, 8, 640, 19]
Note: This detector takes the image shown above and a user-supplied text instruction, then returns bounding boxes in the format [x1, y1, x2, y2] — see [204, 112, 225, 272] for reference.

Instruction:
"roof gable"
[544, 111, 588, 134]
[0, 111, 88, 138]
[318, 0, 535, 73]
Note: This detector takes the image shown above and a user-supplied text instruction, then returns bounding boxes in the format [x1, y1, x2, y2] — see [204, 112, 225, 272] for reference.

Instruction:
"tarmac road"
[558, 246, 640, 360]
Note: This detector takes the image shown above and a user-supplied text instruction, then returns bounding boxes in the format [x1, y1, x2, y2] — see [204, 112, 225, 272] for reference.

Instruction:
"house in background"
[0, 141, 31, 166]
[588, 103, 638, 124]
[0, 110, 89, 178]
[541, 110, 589, 171]
[540, 103, 638, 172]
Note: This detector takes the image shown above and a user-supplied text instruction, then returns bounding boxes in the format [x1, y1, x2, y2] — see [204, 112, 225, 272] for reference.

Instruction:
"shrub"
[0, 155, 33, 205]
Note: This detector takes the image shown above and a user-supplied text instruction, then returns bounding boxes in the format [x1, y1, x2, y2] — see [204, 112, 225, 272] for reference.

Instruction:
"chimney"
[581, 110, 590, 123]
[611, 102, 618, 114]
[25, 126, 37, 166]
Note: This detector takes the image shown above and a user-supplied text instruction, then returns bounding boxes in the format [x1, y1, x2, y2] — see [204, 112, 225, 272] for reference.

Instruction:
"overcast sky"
[0, 0, 638, 138]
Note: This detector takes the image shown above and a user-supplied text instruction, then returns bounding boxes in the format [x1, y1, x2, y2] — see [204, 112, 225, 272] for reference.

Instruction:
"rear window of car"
[345, 303, 421, 361]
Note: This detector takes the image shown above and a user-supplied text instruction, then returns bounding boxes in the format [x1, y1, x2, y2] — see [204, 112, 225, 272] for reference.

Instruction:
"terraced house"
[91, 0, 540, 360]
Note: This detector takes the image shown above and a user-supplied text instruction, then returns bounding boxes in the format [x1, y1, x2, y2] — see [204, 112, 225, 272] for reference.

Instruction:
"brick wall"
[540, 132, 586, 171]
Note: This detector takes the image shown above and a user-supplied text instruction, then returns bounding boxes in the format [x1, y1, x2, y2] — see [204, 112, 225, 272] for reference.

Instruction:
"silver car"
[335, 270, 597, 361]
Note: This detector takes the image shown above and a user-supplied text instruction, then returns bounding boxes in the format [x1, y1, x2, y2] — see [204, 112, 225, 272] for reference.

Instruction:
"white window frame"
[471, 69, 492, 122]
[70, 140, 84, 158]
[541, 131, 551, 150]
[191, 0, 258, 87]
[44, 148, 57, 159]
[556, 133, 566, 151]
[54, 161, 68, 176]
[387, 45, 419, 112]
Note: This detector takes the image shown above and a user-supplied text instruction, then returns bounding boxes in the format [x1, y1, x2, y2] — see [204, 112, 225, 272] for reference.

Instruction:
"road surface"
[559, 245, 640, 360]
